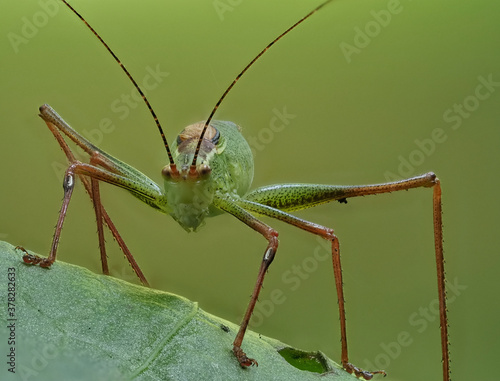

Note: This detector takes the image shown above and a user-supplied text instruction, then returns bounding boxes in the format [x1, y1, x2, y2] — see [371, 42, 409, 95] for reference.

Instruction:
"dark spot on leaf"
[338, 198, 347, 204]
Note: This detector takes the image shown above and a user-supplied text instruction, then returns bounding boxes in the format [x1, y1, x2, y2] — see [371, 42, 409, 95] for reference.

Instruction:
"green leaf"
[0, 241, 359, 380]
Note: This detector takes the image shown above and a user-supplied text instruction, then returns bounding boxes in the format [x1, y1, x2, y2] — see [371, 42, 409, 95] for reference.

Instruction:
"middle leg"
[234, 197, 385, 379]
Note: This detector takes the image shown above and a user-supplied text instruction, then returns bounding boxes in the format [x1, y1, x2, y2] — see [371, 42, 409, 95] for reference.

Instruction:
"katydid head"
[161, 122, 219, 181]
[161, 120, 254, 232]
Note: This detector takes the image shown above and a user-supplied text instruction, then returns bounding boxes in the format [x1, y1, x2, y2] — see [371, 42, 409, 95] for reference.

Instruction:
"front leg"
[213, 194, 280, 367]
[22, 167, 76, 268]
[234, 197, 385, 379]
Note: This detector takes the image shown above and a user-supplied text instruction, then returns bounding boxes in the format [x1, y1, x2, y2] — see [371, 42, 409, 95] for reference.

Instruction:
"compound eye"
[199, 164, 212, 177]
[211, 128, 220, 145]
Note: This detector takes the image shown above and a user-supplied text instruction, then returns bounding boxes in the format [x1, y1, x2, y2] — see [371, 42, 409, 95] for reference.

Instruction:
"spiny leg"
[432, 180, 449, 381]
[25, 116, 150, 285]
[328, 175, 448, 380]
[91, 172, 108, 276]
[22, 166, 76, 268]
[242, 173, 448, 381]
[88, 151, 151, 286]
[330, 236, 386, 379]
[88, 150, 134, 278]
[64, 161, 159, 282]
[338, 176, 448, 380]
[234, 198, 385, 379]
[213, 194, 280, 367]
[23, 159, 155, 282]
[23, 115, 109, 270]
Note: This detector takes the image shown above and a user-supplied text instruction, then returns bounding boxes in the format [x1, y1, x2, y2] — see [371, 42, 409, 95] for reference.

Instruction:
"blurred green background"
[1, 1, 499, 380]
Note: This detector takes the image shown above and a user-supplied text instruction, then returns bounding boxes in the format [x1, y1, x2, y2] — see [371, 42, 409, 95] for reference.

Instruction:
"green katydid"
[18, 0, 450, 379]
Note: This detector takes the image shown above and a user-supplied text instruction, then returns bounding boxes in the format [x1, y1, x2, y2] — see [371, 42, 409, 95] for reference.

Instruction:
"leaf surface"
[0, 241, 358, 381]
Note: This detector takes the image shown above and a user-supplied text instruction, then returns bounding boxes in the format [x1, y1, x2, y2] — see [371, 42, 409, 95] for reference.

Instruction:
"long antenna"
[60, 0, 176, 168]
[190, 0, 334, 171]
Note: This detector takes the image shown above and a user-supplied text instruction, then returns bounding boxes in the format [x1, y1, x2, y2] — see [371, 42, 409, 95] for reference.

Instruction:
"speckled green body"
[37, 103, 446, 379]
[244, 184, 350, 212]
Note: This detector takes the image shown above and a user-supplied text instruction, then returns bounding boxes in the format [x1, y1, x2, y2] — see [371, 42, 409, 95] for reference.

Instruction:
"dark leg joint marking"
[263, 247, 276, 265]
